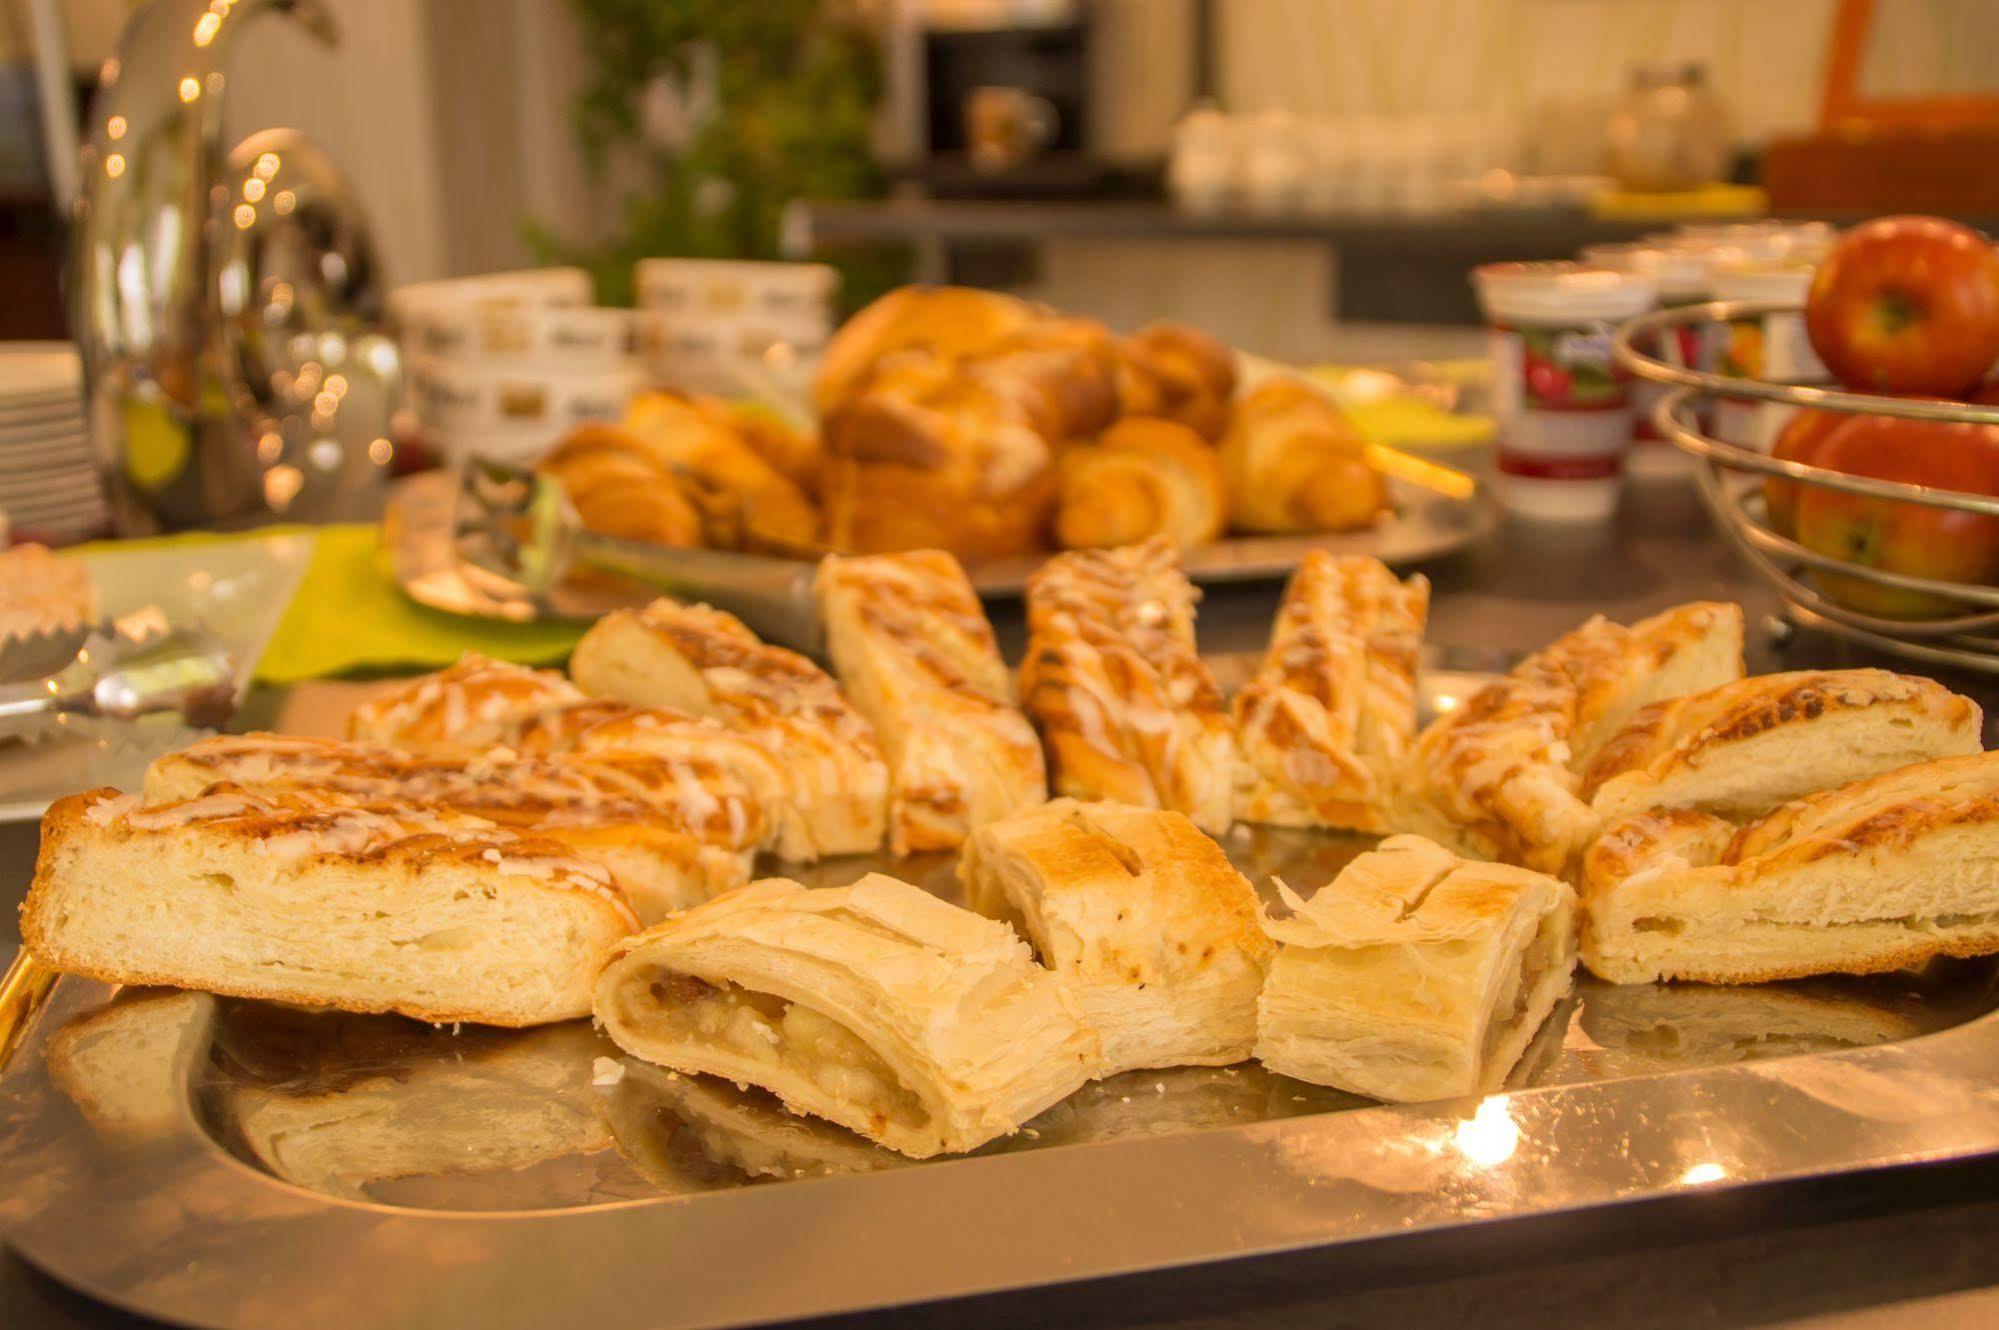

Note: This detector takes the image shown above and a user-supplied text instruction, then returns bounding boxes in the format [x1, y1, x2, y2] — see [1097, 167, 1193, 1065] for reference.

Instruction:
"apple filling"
[1480, 918, 1567, 1067]
[634, 970, 925, 1132]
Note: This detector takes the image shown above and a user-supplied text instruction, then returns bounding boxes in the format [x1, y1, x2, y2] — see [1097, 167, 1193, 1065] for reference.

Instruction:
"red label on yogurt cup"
[1496, 449, 1623, 480]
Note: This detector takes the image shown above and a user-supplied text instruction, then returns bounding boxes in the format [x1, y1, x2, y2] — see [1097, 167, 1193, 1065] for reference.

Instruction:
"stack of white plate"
[0, 342, 106, 544]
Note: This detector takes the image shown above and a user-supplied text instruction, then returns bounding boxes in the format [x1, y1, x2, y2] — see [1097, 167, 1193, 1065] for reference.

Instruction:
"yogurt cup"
[1710, 259, 1826, 453]
[1578, 242, 1717, 479]
[1474, 261, 1658, 521]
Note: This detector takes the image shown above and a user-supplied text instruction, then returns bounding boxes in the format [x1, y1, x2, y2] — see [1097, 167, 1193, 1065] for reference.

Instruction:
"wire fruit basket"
[1614, 299, 1999, 675]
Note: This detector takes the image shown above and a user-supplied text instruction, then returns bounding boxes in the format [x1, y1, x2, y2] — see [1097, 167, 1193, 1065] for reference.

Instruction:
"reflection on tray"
[35, 947, 1999, 1213]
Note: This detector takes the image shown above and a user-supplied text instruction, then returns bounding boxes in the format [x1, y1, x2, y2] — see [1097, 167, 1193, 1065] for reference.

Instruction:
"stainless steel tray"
[7, 658, 1999, 1329]
[384, 468, 1495, 620]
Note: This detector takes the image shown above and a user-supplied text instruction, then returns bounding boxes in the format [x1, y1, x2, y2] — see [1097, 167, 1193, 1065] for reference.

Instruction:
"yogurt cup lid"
[1710, 258, 1814, 303]
[1578, 242, 1712, 298]
[1474, 261, 1658, 322]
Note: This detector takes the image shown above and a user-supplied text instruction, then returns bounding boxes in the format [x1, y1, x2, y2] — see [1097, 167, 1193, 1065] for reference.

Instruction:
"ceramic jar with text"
[1474, 262, 1658, 521]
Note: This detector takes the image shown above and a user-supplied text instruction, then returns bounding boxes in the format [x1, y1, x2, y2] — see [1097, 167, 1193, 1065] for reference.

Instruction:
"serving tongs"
[0, 618, 238, 744]
[454, 456, 824, 656]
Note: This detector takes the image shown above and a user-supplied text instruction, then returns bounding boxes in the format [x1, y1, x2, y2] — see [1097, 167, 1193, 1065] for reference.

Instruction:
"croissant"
[1220, 379, 1387, 533]
[1054, 417, 1227, 550]
[537, 424, 705, 548]
[964, 315, 1124, 444]
[621, 390, 821, 553]
[1116, 322, 1238, 441]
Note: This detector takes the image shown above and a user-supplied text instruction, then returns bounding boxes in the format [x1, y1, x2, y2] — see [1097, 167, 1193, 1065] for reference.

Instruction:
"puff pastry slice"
[1019, 537, 1236, 832]
[1582, 668, 1981, 825]
[1233, 552, 1430, 833]
[815, 550, 1047, 853]
[1396, 601, 1744, 873]
[593, 874, 1097, 1158]
[24, 788, 639, 1027]
[1581, 751, 1999, 984]
[570, 600, 888, 860]
[347, 654, 584, 752]
[145, 733, 758, 920]
[959, 799, 1273, 1077]
[1253, 834, 1579, 1102]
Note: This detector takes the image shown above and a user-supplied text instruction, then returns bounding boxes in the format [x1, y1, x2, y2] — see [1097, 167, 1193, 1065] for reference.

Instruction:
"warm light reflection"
[256, 431, 283, 463]
[1679, 1161, 1727, 1186]
[233, 204, 255, 229]
[324, 374, 348, 397]
[367, 437, 394, 466]
[178, 76, 201, 103]
[106, 115, 126, 141]
[100, 57, 120, 86]
[206, 72, 224, 95]
[1453, 1096, 1519, 1168]
[193, 12, 221, 45]
[263, 464, 304, 511]
[254, 152, 280, 179]
[273, 190, 296, 216]
[104, 154, 125, 179]
[307, 439, 343, 472]
[242, 177, 265, 202]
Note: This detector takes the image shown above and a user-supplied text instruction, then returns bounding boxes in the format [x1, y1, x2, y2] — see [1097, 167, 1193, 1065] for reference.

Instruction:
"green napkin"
[255, 524, 586, 684]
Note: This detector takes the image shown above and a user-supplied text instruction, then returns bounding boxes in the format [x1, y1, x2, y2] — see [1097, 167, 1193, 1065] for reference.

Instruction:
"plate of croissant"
[387, 284, 1493, 613]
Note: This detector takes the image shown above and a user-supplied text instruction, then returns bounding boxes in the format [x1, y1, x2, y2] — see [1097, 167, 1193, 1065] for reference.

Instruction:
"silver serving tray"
[7, 661, 1999, 1328]
[384, 468, 1495, 621]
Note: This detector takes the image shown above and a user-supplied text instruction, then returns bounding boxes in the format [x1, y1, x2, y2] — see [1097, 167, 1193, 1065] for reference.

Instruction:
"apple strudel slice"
[24, 787, 640, 1027]
[1253, 834, 1578, 1103]
[959, 799, 1272, 1077]
[1234, 552, 1430, 833]
[815, 550, 1047, 853]
[1581, 751, 1999, 985]
[594, 874, 1098, 1158]
[1395, 601, 1744, 874]
[1581, 668, 1981, 825]
[1019, 537, 1236, 832]
[145, 733, 759, 920]
[570, 599, 888, 860]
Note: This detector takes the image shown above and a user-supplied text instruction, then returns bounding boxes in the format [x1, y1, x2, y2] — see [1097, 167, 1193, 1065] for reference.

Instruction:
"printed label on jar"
[1495, 449, 1623, 480]
[1491, 322, 1630, 414]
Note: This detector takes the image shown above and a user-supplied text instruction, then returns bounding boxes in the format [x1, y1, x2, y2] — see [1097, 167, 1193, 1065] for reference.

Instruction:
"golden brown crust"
[813, 285, 1040, 419]
[1055, 417, 1228, 550]
[1116, 322, 1238, 441]
[1220, 379, 1386, 534]
[347, 655, 583, 752]
[537, 423, 706, 548]
[1234, 553, 1429, 834]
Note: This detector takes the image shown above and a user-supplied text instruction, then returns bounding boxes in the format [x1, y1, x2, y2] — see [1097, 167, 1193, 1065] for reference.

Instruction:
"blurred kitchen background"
[2, 0, 1994, 362]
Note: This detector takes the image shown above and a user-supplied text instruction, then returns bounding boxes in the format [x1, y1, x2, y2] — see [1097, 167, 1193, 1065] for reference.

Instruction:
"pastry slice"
[24, 787, 640, 1026]
[815, 550, 1047, 853]
[570, 600, 888, 860]
[1396, 601, 1744, 874]
[1234, 552, 1430, 833]
[1019, 537, 1236, 832]
[593, 874, 1098, 1158]
[348, 654, 584, 751]
[1253, 834, 1578, 1103]
[959, 799, 1272, 1077]
[1582, 668, 1981, 825]
[145, 733, 756, 921]
[1581, 751, 1999, 985]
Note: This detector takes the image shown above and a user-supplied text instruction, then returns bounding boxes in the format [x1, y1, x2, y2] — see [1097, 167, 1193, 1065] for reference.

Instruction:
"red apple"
[1763, 408, 1846, 537]
[1793, 415, 1999, 618]
[1805, 215, 1999, 396]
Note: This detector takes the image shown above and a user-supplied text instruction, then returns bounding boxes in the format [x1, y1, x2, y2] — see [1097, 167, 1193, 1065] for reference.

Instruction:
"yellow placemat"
[1299, 366, 1496, 450]
[254, 524, 586, 684]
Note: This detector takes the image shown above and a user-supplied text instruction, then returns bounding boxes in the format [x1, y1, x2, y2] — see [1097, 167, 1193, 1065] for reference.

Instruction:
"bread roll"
[813, 285, 1039, 419]
[1396, 602, 1745, 874]
[1020, 538, 1236, 832]
[959, 799, 1272, 1077]
[1220, 379, 1387, 533]
[815, 551, 1046, 853]
[569, 599, 888, 859]
[537, 424, 705, 548]
[1581, 752, 1999, 984]
[1583, 668, 1983, 826]
[1054, 417, 1228, 550]
[1116, 321, 1238, 441]
[1254, 835, 1578, 1103]
[1234, 552, 1430, 833]
[24, 787, 640, 1027]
